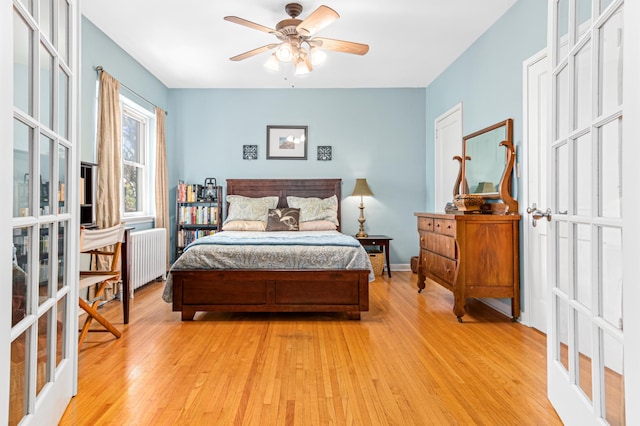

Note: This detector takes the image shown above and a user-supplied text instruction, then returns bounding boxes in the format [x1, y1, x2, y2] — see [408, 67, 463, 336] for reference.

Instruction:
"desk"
[356, 235, 392, 277]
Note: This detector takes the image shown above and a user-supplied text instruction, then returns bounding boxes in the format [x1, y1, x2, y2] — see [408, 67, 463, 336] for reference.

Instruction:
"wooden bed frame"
[171, 178, 370, 320]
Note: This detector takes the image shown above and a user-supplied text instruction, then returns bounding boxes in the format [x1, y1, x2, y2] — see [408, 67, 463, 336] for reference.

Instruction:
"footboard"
[171, 269, 370, 320]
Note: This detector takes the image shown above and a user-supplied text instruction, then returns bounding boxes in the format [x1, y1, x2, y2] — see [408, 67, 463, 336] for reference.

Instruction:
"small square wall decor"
[243, 145, 258, 160]
[317, 146, 332, 161]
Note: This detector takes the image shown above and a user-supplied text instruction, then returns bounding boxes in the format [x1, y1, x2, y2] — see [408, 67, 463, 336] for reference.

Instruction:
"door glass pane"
[600, 0, 615, 15]
[40, 43, 53, 129]
[575, 42, 592, 131]
[602, 331, 624, 426]
[36, 309, 51, 396]
[14, 119, 32, 218]
[58, 0, 69, 63]
[13, 227, 31, 327]
[13, 10, 33, 114]
[556, 143, 569, 214]
[10, 329, 29, 426]
[39, 0, 53, 42]
[601, 227, 622, 328]
[577, 0, 592, 40]
[57, 144, 67, 214]
[57, 221, 67, 290]
[556, 295, 569, 371]
[575, 309, 593, 402]
[557, 0, 569, 60]
[575, 132, 592, 216]
[18, 0, 33, 14]
[56, 296, 67, 366]
[600, 118, 621, 218]
[556, 66, 569, 139]
[39, 224, 52, 306]
[557, 221, 570, 295]
[599, 8, 623, 116]
[575, 224, 592, 309]
[39, 134, 52, 215]
[58, 68, 68, 138]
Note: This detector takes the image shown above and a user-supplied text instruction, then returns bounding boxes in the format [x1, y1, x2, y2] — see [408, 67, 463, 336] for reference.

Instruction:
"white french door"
[546, 0, 632, 423]
[2, 0, 79, 424]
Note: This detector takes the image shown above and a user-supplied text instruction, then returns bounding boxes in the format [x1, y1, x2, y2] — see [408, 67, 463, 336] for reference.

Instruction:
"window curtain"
[93, 71, 122, 301]
[154, 107, 170, 271]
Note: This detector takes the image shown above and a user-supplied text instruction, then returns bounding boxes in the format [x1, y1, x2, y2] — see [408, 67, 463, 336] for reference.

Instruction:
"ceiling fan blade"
[313, 37, 369, 55]
[229, 44, 278, 62]
[296, 5, 339, 37]
[224, 16, 282, 37]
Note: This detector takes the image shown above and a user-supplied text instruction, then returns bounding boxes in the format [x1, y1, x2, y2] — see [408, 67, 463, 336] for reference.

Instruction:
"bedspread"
[162, 231, 374, 302]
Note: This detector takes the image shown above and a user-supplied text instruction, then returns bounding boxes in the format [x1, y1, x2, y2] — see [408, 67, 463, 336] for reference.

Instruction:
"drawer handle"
[436, 224, 440, 228]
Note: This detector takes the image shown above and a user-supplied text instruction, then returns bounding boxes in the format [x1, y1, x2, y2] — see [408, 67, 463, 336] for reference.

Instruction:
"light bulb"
[264, 53, 280, 71]
[276, 42, 293, 62]
[310, 46, 326, 66]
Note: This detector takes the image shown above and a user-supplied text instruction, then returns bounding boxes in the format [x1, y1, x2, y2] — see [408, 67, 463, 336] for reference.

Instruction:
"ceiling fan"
[224, 3, 369, 75]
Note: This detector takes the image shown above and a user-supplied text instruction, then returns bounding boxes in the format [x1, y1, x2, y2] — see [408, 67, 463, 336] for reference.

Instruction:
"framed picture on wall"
[266, 125, 308, 160]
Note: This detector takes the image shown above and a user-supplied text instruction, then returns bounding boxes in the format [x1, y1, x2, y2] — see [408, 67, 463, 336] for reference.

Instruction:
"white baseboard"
[389, 263, 410, 272]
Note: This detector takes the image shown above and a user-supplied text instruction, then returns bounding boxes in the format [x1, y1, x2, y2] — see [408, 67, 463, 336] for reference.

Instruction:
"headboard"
[226, 179, 342, 231]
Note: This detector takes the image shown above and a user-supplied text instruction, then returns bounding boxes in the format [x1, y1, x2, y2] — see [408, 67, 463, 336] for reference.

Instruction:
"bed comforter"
[162, 230, 374, 302]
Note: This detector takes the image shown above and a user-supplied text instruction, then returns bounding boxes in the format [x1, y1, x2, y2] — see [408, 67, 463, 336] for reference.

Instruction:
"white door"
[523, 51, 550, 332]
[546, 0, 633, 423]
[3, 0, 80, 424]
[434, 103, 462, 210]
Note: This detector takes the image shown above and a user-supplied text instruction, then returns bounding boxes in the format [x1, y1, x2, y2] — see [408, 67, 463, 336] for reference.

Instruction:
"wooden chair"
[78, 223, 125, 349]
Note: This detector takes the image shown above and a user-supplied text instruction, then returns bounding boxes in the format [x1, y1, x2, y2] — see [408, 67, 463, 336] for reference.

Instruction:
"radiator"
[129, 228, 166, 291]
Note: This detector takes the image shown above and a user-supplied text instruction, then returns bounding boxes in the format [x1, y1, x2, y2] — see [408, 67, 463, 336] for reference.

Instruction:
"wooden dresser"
[415, 212, 520, 321]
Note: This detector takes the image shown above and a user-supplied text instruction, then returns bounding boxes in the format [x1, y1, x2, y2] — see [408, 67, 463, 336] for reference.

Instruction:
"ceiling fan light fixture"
[276, 42, 293, 62]
[309, 46, 326, 66]
[264, 53, 280, 71]
[294, 56, 311, 75]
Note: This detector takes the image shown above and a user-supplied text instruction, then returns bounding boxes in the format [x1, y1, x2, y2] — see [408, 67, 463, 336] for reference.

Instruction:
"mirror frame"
[453, 118, 518, 213]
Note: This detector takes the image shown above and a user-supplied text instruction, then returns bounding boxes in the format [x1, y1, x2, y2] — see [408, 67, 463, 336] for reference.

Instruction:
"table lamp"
[351, 178, 373, 238]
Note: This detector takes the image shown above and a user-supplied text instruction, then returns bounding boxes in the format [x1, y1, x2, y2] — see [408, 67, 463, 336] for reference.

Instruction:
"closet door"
[3, 0, 79, 424]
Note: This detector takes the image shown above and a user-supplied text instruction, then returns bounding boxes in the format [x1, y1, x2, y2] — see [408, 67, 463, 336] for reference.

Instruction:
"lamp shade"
[351, 178, 373, 197]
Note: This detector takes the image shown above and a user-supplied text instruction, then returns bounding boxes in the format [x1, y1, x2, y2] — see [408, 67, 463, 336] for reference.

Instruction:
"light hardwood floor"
[60, 272, 561, 425]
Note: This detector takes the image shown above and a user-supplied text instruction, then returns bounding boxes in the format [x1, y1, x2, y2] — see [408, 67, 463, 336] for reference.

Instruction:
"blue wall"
[81, 17, 170, 163]
[168, 88, 427, 264]
[424, 0, 548, 211]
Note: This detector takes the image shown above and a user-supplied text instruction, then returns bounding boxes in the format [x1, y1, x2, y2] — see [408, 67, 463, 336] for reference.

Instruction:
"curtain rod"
[95, 66, 168, 116]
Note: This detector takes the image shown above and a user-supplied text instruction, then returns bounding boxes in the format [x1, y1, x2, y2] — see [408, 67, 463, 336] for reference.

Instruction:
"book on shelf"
[177, 229, 217, 248]
[178, 206, 219, 225]
[177, 181, 208, 203]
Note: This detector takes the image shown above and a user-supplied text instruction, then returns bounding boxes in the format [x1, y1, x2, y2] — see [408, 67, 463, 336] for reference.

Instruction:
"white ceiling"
[81, 0, 516, 89]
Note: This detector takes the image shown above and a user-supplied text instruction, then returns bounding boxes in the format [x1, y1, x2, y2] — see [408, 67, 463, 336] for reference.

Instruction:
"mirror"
[453, 118, 518, 213]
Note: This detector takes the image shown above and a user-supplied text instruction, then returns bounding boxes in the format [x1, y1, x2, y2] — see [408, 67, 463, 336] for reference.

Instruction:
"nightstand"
[356, 235, 392, 277]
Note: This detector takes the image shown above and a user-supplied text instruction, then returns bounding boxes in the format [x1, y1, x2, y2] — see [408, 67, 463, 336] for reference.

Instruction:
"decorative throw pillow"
[266, 208, 300, 231]
[223, 195, 279, 225]
[286, 195, 339, 226]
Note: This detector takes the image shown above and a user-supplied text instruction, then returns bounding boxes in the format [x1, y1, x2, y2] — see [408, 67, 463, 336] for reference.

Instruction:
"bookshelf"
[175, 181, 222, 259]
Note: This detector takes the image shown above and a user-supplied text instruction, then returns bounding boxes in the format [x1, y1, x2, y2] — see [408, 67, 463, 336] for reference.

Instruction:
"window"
[121, 97, 154, 220]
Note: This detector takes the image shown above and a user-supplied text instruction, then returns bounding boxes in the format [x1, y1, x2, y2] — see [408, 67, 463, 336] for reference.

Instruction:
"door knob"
[526, 203, 552, 227]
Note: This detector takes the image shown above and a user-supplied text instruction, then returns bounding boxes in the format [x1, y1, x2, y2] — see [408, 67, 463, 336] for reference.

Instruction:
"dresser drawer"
[419, 231, 429, 249]
[417, 217, 434, 232]
[425, 232, 456, 259]
[434, 219, 456, 236]
[425, 251, 457, 284]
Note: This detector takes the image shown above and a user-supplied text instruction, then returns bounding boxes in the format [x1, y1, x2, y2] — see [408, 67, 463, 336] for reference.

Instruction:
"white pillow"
[287, 195, 339, 226]
[224, 195, 279, 225]
[222, 220, 267, 231]
[298, 220, 337, 231]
